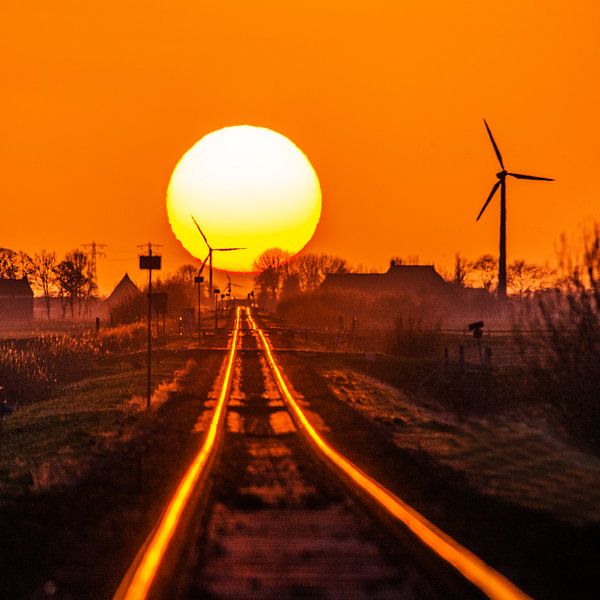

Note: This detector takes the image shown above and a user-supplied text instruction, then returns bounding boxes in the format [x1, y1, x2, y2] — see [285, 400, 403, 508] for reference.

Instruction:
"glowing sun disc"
[166, 125, 322, 272]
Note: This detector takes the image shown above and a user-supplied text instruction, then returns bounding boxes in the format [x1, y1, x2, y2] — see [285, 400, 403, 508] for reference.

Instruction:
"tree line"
[0, 243, 565, 321]
[451, 253, 556, 297]
[0, 247, 95, 319]
[252, 249, 350, 308]
[251, 247, 558, 305]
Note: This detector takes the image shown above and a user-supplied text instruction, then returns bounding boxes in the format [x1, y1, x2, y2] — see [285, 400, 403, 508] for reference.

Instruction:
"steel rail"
[114, 307, 242, 600]
[246, 308, 530, 600]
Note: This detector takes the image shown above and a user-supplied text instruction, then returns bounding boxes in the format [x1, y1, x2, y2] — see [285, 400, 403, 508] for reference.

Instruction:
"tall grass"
[98, 322, 146, 352]
[0, 323, 147, 403]
[387, 315, 442, 358]
[521, 225, 600, 449]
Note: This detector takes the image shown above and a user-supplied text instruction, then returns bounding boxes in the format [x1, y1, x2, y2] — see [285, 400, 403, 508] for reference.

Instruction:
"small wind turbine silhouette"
[226, 272, 232, 297]
[225, 271, 242, 296]
[191, 216, 245, 292]
[476, 120, 553, 300]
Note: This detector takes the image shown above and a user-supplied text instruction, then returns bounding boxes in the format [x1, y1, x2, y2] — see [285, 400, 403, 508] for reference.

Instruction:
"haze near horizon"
[1, 1, 598, 292]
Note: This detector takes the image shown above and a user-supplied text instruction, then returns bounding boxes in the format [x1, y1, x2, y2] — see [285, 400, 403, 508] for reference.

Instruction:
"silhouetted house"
[320, 261, 496, 324]
[321, 261, 449, 298]
[0, 277, 34, 323]
[106, 273, 140, 309]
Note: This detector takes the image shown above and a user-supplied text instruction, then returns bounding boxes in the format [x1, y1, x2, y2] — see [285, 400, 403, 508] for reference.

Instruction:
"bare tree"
[30, 250, 57, 319]
[253, 248, 293, 305]
[54, 250, 91, 318]
[390, 255, 420, 266]
[508, 259, 556, 297]
[0, 248, 33, 279]
[452, 253, 472, 288]
[175, 264, 197, 285]
[472, 254, 498, 292]
[287, 253, 350, 292]
[318, 254, 349, 276]
[292, 254, 321, 292]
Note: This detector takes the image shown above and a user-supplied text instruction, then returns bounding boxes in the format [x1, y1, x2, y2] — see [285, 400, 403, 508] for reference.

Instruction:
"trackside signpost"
[194, 275, 204, 342]
[139, 246, 162, 410]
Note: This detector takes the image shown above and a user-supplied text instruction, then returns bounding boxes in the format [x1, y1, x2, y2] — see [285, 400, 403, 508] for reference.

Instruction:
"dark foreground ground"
[273, 346, 600, 600]
[1, 323, 598, 599]
[0, 349, 223, 599]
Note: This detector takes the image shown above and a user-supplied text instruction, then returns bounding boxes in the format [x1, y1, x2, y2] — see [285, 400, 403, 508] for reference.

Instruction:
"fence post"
[484, 346, 492, 368]
[458, 345, 465, 373]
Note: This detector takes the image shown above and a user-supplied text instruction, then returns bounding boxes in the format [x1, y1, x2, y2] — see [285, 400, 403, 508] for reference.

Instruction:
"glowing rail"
[247, 309, 530, 600]
[114, 307, 241, 600]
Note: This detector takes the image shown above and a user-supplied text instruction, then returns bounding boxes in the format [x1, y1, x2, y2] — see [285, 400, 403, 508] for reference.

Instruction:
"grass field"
[0, 339, 226, 598]
[0, 346, 194, 500]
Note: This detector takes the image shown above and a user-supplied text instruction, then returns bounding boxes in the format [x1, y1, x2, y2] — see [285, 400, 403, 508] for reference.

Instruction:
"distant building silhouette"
[0, 277, 34, 323]
[320, 260, 492, 325]
[322, 261, 448, 298]
[106, 273, 140, 309]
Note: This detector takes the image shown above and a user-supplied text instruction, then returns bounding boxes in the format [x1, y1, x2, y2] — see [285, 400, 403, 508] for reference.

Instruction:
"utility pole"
[82, 241, 107, 318]
[82, 241, 107, 293]
[138, 242, 162, 410]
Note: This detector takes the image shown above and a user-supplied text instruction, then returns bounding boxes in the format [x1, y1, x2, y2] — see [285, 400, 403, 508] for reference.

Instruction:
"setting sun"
[166, 125, 322, 272]
[3, 5, 600, 599]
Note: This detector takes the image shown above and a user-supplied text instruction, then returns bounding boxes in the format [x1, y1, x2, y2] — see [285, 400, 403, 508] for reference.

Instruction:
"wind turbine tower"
[476, 120, 553, 300]
[191, 216, 245, 292]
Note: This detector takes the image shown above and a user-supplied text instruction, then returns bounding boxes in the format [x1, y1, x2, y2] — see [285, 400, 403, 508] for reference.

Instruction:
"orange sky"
[1, 1, 599, 293]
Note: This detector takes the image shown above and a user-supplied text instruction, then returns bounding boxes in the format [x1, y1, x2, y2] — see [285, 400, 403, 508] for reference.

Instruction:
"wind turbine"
[476, 120, 553, 300]
[225, 271, 242, 297]
[191, 216, 245, 293]
[194, 253, 210, 340]
[226, 272, 232, 297]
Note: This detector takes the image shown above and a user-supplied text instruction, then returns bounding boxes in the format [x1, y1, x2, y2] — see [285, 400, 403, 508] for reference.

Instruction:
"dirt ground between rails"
[274, 349, 600, 600]
[0, 348, 224, 600]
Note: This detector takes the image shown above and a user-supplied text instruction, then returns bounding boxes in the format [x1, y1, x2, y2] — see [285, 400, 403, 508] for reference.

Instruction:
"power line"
[136, 242, 163, 254]
[82, 241, 107, 292]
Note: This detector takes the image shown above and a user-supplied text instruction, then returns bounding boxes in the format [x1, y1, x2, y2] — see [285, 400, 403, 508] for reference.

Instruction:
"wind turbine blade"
[507, 172, 554, 181]
[476, 180, 501, 221]
[199, 254, 210, 274]
[214, 247, 246, 251]
[484, 119, 505, 170]
[190, 215, 211, 249]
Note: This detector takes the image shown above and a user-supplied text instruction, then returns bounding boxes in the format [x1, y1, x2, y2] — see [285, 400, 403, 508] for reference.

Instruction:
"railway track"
[114, 307, 529, 600]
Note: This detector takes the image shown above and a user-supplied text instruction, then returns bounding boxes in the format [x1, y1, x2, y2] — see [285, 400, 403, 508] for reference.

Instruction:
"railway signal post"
[139, 244, 162, 410]
[194, 275, 204, 343]
[213, 288, 220, 333]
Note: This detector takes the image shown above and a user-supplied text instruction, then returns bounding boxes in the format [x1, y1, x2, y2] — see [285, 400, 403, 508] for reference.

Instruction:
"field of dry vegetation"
[0, 320, 230, 598]
[0, 323, 193, 499]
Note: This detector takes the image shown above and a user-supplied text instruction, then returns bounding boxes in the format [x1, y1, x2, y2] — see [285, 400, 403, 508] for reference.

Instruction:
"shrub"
[522, 225, 600, 449]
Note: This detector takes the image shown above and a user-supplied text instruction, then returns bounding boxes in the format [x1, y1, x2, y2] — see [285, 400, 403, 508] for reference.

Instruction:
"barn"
[0, 278, 34, 323]
[321, 261, 449, 297]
